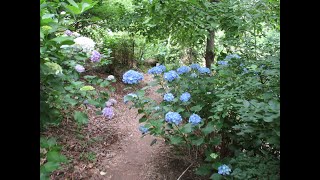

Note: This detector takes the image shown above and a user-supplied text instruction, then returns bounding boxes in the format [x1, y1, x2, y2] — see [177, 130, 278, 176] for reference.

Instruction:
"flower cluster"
[180, 92, 191, 102]
[107, 75, 115, 81]
[198, 67, 211, 74]
[102, 107, 114, 119]
[218, 165, 231, 175]
[148, 66, 164, 75]
[65, 30, 73, 36]
[164, 70, 179, 82]
[225, 54, 241, 59]
[73, 37, 95, 54]
[189, 114, 202, 125]
[90, 50, 101, 62]
[139, 125, 149, 134]
[122, 70, 144, 84]
[165, 112, 182, 125]
[158, 65, 166, 71]
[163, 93, 174, 102]
[217, 61, 228, 66]
[75, 64, 85, 73]
[190, 63, 201, 70]
[177, 66, 191, 74]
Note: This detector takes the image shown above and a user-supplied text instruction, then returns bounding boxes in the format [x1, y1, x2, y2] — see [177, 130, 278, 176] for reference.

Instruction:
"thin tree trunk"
[205, 30, 215, 68]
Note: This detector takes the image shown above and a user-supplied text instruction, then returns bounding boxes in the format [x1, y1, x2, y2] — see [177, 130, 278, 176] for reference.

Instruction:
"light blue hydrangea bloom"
[198, 67, 211, 74]
[122, 70, 144, 84]
[189, 114, 202, 125]
[164, 93, 175, 102]
[180, 92, 191, 102]
[164, 70, 179, 82]
[225, 54, 241, 60]
[177, 66, 191, 74]
[218, 164, 231, 175]
[217, 61, 228, 66]
[165, 112, 182, 125]
[148, 66, 164, 75]
[243, 68, 249, 73]
[139, 125, 149, 134]
[190, 63, 201, 70]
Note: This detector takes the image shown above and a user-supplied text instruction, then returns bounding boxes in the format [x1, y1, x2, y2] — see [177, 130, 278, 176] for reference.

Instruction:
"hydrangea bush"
[123, 54, 280, 179]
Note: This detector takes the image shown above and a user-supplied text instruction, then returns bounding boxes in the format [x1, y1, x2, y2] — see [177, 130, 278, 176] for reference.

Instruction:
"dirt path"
[100, 74, 175, 180]
[47, 73, 204, 180]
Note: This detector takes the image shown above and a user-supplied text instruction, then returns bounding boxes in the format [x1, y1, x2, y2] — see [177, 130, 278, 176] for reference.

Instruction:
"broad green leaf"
[43, 162, 60, 173]
[191, 137, 204, 146]
[210, 173, 222, 180]
[211, 137, 221, 146]
[136, 89, 145, 97]
[202, 121, 214, 135]
[195, 164, 212, 176]
[139, 116, 147, 123]
[190, 105, 202, 112]
[73, 111, 88, 125]
[156, 88, 165, 93]
[67, 0, 79, 8]
[181, 123, 193, 133]
[169, 136, 183, 145]
[210, 153, 219, 159]
[51, 36, 74, 45]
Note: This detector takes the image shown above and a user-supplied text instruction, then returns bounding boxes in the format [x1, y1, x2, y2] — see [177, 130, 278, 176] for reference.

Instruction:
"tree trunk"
[205, 30, 215, 68]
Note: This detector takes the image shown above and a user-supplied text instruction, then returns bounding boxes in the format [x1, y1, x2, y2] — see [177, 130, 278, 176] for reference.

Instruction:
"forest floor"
[43, 73, 206, 180]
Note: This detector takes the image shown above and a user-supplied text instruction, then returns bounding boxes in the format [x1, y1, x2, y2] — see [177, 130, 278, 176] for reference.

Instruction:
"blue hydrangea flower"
[139, 125, 149, 134]
[148, 66, 163, 75]
[122, 70, 144, 84]
[102, 107, 114, 119]
[177, 66, 191, 74]
[164, 70, 179, 82]
[225, 54, 241, 59]
[164, 93, 175, 102]
[180, 92, 191, 102]
[217, 61, 228, 66]
[190, 73, 197, 78]
[190, 63, 201, 70]
[240, 63, 244, 67]
[91, 50, 101, 62]
[243, 68, 248, 73]
[218, 164, 231, 175]
[189, 114, 202, 125]
[165, 112, 182, 125]
[198, 67, 211, 74]
[158, 65, 166, 72]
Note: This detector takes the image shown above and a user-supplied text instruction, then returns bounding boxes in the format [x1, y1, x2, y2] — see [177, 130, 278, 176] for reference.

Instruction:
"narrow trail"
[100, 74, 174, 180]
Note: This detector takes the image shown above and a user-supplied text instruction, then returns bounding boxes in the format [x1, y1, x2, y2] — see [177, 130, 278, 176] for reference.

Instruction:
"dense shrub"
[123, 53, 280, 179]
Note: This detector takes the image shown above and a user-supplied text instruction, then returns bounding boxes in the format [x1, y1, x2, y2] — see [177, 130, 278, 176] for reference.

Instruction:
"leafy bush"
[123, 53, 280, 179]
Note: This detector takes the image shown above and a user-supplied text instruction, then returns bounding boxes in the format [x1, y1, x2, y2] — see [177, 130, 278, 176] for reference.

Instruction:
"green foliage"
[40, 137, 67, 180]
[125, 51, 279, 178]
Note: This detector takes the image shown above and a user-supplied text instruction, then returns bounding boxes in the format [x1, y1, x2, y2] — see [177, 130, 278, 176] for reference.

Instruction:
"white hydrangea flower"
[107, 75, 115, 81]
[72, 32, 81, 37]
[73, 37, 95, 54]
